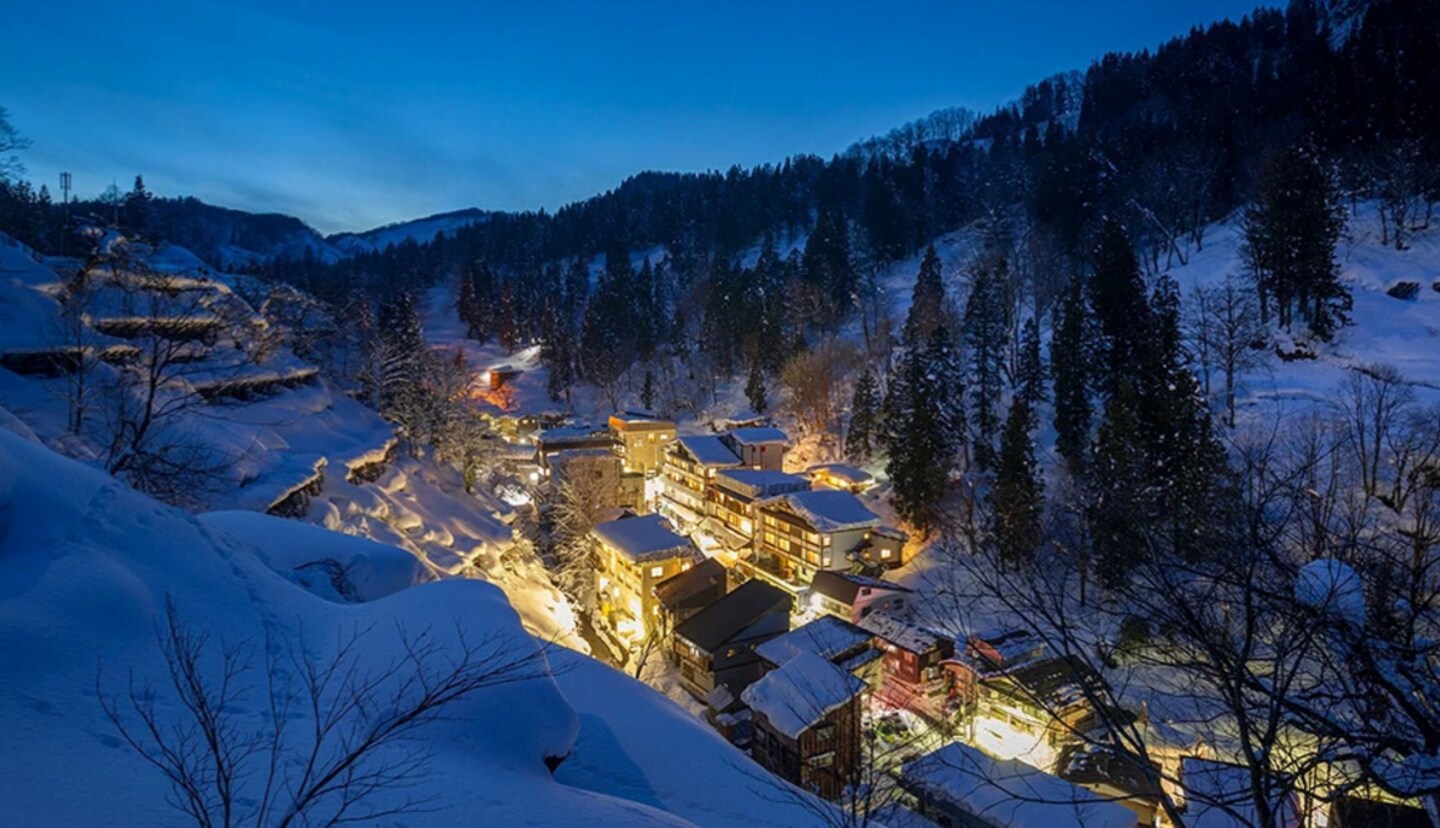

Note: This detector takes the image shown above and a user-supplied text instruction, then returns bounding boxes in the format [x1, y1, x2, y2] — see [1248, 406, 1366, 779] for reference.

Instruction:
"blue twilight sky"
[2, 1, 1265, 235]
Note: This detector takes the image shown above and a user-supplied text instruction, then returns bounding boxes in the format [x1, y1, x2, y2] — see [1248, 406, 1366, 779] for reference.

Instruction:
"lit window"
[650, 566, 664, 578]
[880, 549, 892, 559]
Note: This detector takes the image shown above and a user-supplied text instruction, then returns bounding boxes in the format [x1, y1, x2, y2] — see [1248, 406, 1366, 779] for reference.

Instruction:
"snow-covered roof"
[610, 410, 674, 427]
[860, 613, 944, 654]
[767, 490, 881, 533]
[592, 514, 694, 563]
[807, 463, 875, 485]
[714, 468, 809, 499]
[902, 742, 1136, 828]
[741, 651, 866, 740]
[537, 425, 612, 446]
[1180, 757, 1300, 828]
[675, 435, 741, 467]
[756, 615, 873, 667]
[726, 426, 789, 445]
[961, 627, 1048, 672]
[810, 570, 912, 605]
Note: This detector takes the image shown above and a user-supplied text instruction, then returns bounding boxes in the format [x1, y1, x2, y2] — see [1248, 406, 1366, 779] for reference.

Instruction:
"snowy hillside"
[328, 208, 489, 256]
[0, 232, 396, 513]
[1166, 202, 1440, 407]
[0, 429, 839, 827]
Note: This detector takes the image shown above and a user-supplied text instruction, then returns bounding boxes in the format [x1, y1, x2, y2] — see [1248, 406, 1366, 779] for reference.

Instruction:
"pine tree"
[122, 174, 152, 237]
[457, 269, 483, 339]
[1051, 276, 1092, 472]
[1088, 384, 1148, 587]
[496, 282, 520, 352]
[1242, 144, 1349, 340]
[376, 292, 426, 415]
[963, 255, 1006, 470]
[845, 369, 880, 462]
[991, 393, 1044, 568]
[1088, 219, 1151, 396]
[745, 360, 768, 414]
[884, 327, 961, 535]
[1017, 316, 1047, 416]
[1140, 276, 1230, 560]
[801, 208, 855, 324]
[904, 244, 946, 344]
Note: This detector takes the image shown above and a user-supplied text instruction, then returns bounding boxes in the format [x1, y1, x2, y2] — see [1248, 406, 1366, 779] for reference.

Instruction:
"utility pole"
[59, 172, 73, 253]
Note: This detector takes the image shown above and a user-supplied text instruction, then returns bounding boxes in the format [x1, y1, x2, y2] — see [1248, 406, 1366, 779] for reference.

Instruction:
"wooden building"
[653, 557, 729, 646]
[710, 468, 810, 541]
[547, 448, 644, 512]
[755, 614, 881, 685]
[805, 463, 877, 493]
[808, 570, 914, 623]
[859, 613, 954, 717]
[672, 579, 791, 701]
[659, 434, 741, 526]
[754, 490, 884, 588]
[743, 651, 868, 801]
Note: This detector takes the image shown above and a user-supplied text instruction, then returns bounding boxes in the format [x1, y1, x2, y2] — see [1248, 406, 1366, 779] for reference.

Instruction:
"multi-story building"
[672, 579, 791, 701]
[807, 570, 914, 624]
[608, 411, 677, 476]
[721, 427, 790, 471]
[592, 514, 700, 643]
[710, 468, 810, 541]
[859, 613, 954, 718]
[754, 490, 887, 588]
[659, 434, 742, 526]
[743, 651, 868, 801]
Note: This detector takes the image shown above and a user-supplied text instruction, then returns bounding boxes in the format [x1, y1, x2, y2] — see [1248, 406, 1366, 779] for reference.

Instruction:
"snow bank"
[200, 509, 436, 602]
[0, 430, 851, 826]
[552, 650, 845, 827]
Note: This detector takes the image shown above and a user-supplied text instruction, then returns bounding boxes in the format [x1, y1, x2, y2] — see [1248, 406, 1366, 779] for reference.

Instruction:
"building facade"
[592, 514, 700, 643]
[609, 411, 677, 476]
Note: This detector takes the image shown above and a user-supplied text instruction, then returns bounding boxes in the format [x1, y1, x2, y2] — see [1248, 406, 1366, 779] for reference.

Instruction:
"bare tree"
[780, 337, 858, 438]
[47, 248, 106, 434]
[1188, 274, 1267, 426]
[87, 247, 244, 506]
[99, 599, 560, 828]
[1334, 365, 1414, 498]
[547, 470, 614, 611]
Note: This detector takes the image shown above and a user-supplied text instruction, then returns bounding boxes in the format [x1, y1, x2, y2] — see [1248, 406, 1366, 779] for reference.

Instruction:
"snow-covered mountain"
[326, 207, 490, 256]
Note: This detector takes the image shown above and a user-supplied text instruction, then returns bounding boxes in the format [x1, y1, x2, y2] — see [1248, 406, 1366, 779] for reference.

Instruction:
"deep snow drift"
[0, 429, 837, 826]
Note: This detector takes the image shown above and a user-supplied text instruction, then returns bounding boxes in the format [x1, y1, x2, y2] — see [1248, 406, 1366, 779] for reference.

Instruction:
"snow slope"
[328, 208, 489, 256]
[1167, 202, 1440, 407]
[0, 429, 839, 826]
[0, 233, 397, 512]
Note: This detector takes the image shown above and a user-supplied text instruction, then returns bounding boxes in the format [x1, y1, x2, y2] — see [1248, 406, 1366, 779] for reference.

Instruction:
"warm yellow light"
[973, 714, 1055, 770]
